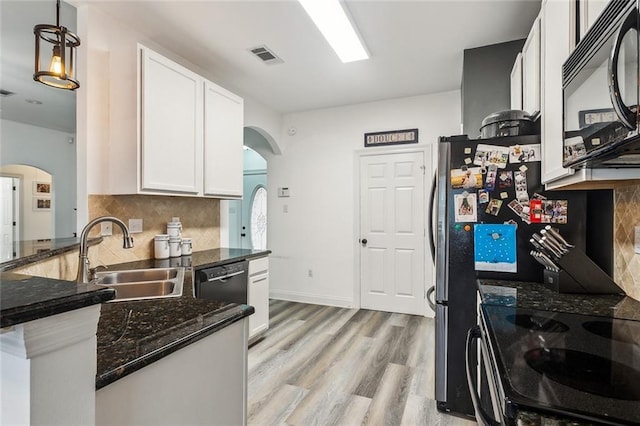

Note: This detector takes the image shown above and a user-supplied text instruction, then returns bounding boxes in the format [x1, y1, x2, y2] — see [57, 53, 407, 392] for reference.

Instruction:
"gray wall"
[462, 39, 526, 138]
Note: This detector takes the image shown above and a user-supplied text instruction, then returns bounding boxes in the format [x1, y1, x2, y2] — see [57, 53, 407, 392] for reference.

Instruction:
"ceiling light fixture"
[298, 0, 369, 63]
[33, 0, 80, 90]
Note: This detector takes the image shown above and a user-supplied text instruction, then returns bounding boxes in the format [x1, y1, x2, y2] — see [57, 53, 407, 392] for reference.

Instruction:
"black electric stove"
[480, 304, 640, 425]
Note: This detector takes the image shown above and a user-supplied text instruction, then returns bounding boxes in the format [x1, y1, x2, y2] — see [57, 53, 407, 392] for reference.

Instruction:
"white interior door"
[0, 177, 16, 261]
[359, 150, 428, 315]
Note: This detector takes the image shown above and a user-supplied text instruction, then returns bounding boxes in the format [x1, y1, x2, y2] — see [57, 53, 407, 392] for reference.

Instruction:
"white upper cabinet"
[522, 16, 541, 116]
[540, 0, 574, 184]
[510, 53, 523, 110]
[204, 81, 243, 198]
[140, 48, 203, 194]
[579, 0, 610, 39]
[106, 44, 243, 198]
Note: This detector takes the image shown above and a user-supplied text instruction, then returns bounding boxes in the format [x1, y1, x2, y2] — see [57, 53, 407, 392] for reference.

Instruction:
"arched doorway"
[228, 146, 267, 249]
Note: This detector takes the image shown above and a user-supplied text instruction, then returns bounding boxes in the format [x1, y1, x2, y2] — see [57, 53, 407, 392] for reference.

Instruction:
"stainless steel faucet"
[76, 216, 134, 283]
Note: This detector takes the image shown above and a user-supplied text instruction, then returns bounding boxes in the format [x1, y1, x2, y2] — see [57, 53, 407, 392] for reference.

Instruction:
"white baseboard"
[269, 290, 353, 309]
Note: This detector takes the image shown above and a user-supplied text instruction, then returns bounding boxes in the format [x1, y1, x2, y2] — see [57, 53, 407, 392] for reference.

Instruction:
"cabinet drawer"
[249, 256, 269, 276]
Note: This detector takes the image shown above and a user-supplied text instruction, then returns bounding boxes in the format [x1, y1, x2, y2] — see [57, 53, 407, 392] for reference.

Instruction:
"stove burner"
[506, 314, 569, 333]
[524, 348, 640, 400]
[583, 320, 640, 345]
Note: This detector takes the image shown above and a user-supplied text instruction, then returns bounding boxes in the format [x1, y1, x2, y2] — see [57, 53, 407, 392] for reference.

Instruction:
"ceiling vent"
[248, 45, 283, 65]
[0, 89, 16, 97]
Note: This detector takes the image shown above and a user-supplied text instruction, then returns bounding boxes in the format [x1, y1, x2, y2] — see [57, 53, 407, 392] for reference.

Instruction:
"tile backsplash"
[614, 183, 640, 301]
[88, 194, 220, 266]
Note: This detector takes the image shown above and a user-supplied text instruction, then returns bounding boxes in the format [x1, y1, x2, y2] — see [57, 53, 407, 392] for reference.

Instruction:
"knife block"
[550, 248, 624, 295]
[542, 269, 585, 293]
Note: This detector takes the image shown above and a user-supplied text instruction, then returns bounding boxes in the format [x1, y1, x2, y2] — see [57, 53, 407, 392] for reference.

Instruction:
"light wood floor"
[247, 300, 477, 426]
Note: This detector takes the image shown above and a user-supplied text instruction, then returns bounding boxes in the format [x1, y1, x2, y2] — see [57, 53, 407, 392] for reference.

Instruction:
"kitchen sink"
[94, 267, 184, 302]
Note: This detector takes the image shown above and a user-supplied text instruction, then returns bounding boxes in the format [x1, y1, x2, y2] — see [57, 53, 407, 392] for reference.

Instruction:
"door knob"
[360, 238, 368, 246]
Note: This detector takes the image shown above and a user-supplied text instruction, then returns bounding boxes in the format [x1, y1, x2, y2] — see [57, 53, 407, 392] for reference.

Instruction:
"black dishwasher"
[194, 260, 248, 304]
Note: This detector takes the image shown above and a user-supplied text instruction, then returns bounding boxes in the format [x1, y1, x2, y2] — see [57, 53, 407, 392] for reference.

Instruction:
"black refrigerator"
[431, 134, 614, 418]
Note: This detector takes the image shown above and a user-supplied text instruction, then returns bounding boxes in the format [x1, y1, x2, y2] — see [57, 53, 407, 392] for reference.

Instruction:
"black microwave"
[563, 0, 640, 168]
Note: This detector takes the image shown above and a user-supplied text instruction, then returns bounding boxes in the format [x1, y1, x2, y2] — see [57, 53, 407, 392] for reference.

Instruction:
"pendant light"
[33, 0, 80, 90]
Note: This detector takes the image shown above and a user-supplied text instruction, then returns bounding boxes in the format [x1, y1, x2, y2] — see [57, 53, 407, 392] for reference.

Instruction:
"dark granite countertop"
[0, 272, 116, 328]
[95, 248, 269, 389]
[0, 237, 102, 272]
[478, 279, 640, 321]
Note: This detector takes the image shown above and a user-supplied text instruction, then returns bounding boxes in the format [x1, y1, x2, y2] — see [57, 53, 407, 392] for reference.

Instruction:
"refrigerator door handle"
[427, 286, 436, 312]
[428, 171, 437, 264]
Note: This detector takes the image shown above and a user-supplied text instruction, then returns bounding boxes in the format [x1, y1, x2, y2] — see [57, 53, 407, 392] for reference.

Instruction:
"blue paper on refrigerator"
[473, 224, 517, 273]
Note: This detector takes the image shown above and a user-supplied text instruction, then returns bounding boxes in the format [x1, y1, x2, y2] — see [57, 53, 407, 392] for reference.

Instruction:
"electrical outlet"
[101, 222, 112, 236]
[635, 226, 640, 254]
[308, 269, 313, 278]
[129, 218, 143, 234]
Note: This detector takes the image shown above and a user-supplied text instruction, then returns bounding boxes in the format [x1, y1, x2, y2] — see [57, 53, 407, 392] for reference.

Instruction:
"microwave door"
[562, 1, 639, 168]
[608, 8, 639, 131]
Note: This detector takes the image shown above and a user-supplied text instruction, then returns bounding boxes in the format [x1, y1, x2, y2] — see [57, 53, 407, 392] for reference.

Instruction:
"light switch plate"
[129, 218, 143, 234]
[635, 226, 640, 254]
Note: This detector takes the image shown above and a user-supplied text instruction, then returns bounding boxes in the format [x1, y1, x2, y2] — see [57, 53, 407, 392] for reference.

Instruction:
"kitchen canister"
[169, 236, 182, 257]
[167, 221, 181, 237]
[154, 234, 170, 259]
[181, 237, 193, 256]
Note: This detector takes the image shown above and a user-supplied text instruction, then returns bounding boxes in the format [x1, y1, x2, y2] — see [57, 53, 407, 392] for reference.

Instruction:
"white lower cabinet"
[248, 256, 269, 339]
[96, 318, 248, 426]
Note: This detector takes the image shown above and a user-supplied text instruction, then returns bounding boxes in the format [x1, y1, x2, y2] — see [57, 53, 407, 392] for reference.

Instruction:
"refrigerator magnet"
[509, 144, 541, 163]
[486, 199, 503, 216]
[498, 170, 513, 189]
[542, 200, 568, 224]
[473, 223, 517, 273]
[454, 193, 477, 223]
[474, 144, 510, 169]
[464, 147, 472, 154]
[530, 199, 543, 223]
[451, 167, 483, 189]
[508, 199, 532, 224]
[532, 192, 547, 200]
[514, 171, 529, 203]
[478, 189, 490, 204]
[484, 164, 497, 190]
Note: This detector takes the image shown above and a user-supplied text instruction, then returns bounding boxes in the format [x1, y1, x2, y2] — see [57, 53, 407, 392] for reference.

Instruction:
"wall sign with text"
[364, 128, 418, 147]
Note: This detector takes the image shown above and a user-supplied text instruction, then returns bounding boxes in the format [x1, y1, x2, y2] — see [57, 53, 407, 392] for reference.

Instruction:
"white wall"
[0, 119, 76, 238]
[266, 90, 461, 307]
[0, 165, 52, 240]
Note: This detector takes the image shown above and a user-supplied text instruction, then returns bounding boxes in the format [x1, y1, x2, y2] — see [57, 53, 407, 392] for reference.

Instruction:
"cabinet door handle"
[252, 276, 268, 284]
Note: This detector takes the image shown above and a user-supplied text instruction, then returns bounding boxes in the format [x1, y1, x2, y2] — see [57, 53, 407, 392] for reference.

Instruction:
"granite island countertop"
[95, 247, 270, 389]
[0, 272, 115, 327]
[0, 237, 102, 272]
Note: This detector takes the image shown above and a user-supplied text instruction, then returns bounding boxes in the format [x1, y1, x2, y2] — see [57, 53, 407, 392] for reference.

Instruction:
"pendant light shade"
[33, 0, 80, 90]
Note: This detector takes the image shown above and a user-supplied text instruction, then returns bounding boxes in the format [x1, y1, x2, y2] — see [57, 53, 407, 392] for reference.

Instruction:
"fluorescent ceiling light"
[298, 0, 369, 63]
